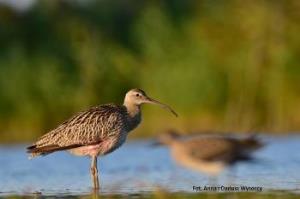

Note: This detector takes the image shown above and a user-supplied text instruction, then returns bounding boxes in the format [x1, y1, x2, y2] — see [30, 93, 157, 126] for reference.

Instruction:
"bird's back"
[169, 135, 263, 175]
[174, 135, 262, 164]
[27, 104, 130, 157]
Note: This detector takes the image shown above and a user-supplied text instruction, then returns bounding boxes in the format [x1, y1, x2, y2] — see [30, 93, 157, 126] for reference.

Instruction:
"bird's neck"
[124, 101, 141, 117]
[123, 102, 142, 131]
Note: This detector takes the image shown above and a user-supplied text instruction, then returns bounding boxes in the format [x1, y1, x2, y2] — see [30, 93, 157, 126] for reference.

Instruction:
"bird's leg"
[91, 156, 100, 190]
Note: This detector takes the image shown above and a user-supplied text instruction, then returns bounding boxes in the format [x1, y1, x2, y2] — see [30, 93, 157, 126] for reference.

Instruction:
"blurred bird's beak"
[150, 140, 162, 147]
[144, 97, 178, 117]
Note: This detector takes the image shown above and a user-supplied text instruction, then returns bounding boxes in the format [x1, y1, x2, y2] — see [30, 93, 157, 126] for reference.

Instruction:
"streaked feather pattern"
[27, 104, 140, 157]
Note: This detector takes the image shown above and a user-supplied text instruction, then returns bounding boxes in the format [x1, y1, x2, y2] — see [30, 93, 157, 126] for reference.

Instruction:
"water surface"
[0, 135, 300, 196]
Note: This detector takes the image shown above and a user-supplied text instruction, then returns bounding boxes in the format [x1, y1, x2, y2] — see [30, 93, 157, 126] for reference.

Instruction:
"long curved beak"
[145, 97, 178, 117]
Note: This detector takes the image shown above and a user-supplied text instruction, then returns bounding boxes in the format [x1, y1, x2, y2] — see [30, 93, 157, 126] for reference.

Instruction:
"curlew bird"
[27, 89, 177, 189]
[157, 131, 263, 176]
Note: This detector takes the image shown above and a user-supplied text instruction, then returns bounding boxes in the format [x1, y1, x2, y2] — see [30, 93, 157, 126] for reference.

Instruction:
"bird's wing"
[27, 104, 126, 153]
[184, 137, 238, 162]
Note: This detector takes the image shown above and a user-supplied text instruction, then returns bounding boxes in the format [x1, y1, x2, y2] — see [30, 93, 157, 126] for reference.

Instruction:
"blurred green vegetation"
[0, 0, 300, 143]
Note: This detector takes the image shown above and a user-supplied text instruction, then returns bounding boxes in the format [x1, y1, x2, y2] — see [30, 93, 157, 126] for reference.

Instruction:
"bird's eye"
[136, 93, 140, 97]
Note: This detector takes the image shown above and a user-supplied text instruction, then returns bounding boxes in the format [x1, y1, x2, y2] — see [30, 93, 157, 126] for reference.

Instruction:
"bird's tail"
[26, 145, 53, 159]
[26, 143, 82, 159]
[28, 152, 42, 159]
[240, 134, 264, 150]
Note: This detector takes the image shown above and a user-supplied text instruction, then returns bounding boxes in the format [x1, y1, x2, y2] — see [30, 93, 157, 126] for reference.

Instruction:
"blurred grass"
[2, 191, 300, 199]
[0, 0, 300, 143]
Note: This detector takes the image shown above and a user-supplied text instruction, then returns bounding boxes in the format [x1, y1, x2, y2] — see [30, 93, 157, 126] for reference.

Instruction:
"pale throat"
[123, 100, 142, 131]
[123, 100, 141, 118]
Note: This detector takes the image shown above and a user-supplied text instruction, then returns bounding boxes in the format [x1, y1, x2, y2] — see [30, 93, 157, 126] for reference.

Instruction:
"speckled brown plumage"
[27, 104, 140, 157]
[26, 88, 177, 189]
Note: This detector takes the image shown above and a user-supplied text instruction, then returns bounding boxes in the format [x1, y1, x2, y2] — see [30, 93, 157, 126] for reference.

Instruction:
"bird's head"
[124, 88, 178, 117]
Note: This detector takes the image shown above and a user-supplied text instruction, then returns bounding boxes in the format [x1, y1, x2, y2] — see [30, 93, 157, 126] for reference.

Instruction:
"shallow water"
[0, 135, 300, 196]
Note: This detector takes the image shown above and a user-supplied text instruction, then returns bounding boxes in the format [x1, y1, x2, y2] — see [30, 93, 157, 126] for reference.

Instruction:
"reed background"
[0, 0, 300, 143]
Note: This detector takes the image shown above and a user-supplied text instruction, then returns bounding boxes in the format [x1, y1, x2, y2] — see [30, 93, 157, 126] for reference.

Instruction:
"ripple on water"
[0, 136, 300, 196]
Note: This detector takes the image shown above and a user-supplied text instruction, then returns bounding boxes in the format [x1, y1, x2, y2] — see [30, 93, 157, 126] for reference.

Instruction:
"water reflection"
[0, 135, 300, 196]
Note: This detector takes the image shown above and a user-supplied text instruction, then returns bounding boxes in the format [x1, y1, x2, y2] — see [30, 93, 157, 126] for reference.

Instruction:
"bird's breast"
[126, 112, 142, 132]
[102, 131, 128, 155]
[68, 132, 128, 157]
